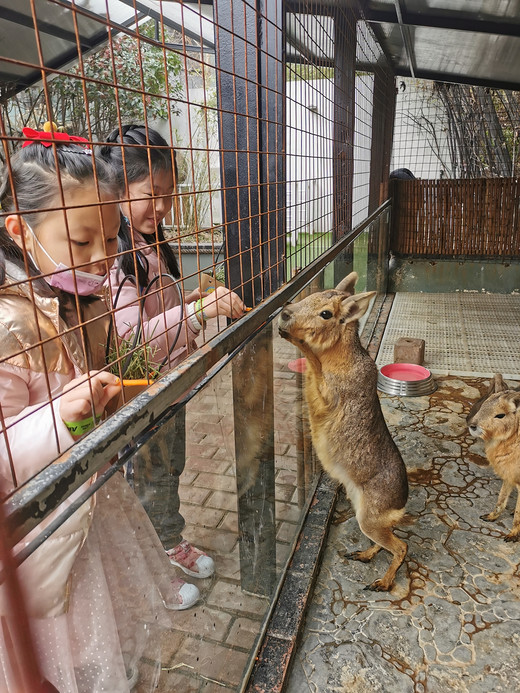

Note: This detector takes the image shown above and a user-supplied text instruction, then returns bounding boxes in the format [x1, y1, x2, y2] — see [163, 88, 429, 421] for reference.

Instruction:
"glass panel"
[119, 307, 323, 689]
[354, 228, 370, 292]
[0, 222, 387, 691]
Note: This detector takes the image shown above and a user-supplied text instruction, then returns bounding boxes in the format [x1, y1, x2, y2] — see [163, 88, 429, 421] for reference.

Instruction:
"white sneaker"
[163, 577, 200, 610]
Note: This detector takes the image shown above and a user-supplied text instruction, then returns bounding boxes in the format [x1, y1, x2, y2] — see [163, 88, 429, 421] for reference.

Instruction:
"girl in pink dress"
[100, 124, 245, 608]
[0, 127, 184, 691]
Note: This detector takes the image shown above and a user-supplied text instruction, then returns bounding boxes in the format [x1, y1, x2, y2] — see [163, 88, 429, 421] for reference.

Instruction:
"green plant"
[107, 331, 161, 380]
[214, 263, 226, 284]
[0, 19, 183, 147]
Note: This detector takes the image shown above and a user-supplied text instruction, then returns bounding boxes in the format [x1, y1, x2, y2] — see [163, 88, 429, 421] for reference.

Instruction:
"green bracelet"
[194, 298, 207, 321]
[64, 414, 101, 436]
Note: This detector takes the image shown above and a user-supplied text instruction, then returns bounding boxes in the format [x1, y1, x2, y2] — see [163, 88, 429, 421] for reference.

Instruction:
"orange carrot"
[115, 378, 153, 387]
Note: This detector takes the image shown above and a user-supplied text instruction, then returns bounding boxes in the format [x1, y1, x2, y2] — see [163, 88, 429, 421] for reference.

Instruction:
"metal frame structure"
[4, 200, 390, 549]
[0, 0, 400, 688]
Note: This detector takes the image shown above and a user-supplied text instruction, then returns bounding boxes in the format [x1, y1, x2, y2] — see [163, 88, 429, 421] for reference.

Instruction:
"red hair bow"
[22, 127, 90, 148]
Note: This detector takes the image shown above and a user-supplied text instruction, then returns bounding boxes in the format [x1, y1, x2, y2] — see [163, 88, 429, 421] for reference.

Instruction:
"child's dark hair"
[99, 124, 180, 287]
[0, 140, 119, 290]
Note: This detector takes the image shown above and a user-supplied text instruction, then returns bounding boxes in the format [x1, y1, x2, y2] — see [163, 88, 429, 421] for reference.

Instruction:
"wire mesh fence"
[390, 78, 520, 261]
[391, 78, 520, 180]
[0, 1, 395, 690]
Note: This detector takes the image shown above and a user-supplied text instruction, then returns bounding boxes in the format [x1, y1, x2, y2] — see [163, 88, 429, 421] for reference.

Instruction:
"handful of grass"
[214, 264, 226, 284]
[107, 331, 161, 381]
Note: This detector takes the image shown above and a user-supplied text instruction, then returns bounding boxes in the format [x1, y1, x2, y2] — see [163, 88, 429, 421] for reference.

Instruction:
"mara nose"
[280, 306, 292, 322]
[468, 424, 478, 435]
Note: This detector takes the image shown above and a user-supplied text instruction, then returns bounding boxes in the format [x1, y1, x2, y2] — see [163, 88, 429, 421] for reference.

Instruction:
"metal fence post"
[367, 69, 394, 292]
[215, 0, 282, 595]
[333, 7, 358, 285]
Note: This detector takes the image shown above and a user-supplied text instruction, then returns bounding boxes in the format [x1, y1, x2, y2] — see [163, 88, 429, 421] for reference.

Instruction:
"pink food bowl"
[378, 362, 436, 396]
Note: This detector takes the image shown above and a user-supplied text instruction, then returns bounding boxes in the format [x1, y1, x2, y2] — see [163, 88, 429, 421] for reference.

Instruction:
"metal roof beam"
[0, 6, 95, 49]
[118, 0, 214, 48]
[393, 0, 415, 78]
[0, 9, 165, 97]
[365, 7, 520, 38]
[397, 67, 520, 92]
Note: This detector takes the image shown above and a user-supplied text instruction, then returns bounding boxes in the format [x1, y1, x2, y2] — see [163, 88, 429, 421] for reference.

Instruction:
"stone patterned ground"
[286, 375, 520, 693]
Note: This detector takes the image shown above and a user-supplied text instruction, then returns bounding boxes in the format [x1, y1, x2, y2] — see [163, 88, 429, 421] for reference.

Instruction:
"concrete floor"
[133, 327, 318, 692]
[132, 294, 520, 691]
[285, 293, 520, 693]
[287, 293, 520, 693]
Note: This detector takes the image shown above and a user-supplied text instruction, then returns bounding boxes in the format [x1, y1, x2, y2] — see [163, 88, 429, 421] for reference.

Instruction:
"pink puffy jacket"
[0, 262, 108, 618]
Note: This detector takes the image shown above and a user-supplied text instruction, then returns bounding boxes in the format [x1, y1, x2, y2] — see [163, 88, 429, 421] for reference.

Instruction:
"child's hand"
[201, 286, 246, 320]
[60, 371, 121, 425]
[185, 288, 204, 303]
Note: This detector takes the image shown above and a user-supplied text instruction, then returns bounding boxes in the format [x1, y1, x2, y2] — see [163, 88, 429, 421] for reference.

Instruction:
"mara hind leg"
[504, 485, 520, 542]
[358, 514, 407, 592]
[481, 480, 513, 523]
[344, 543, 382, 563]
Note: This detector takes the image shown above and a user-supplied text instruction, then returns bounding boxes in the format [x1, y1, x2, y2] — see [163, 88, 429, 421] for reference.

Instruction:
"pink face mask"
[26, 222, 107, 296]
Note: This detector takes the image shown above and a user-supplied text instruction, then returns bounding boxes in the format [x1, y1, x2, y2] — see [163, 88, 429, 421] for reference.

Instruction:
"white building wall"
[164, 72, 377, 237]
[352, 73, 374, 227]
[286, 74, 374, 245]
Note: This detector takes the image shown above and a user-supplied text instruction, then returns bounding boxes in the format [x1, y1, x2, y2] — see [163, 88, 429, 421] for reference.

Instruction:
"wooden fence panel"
[390, 178, 520, 259]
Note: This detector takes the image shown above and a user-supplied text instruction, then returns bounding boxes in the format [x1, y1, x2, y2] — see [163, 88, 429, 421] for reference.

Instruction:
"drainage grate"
[376, 293, 520, 378]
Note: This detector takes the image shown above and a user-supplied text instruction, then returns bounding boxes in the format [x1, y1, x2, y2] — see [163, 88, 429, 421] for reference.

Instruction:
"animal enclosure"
[0, 1, 395, 690]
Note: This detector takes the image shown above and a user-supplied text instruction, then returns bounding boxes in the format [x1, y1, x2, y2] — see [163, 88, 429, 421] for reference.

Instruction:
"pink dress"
[0, 264, 183, 692]
[0, 474, 184, 692]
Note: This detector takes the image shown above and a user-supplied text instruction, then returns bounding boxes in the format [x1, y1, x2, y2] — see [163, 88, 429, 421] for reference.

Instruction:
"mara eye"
[320, 310, 333, 320]
[495, 413, 506, 419]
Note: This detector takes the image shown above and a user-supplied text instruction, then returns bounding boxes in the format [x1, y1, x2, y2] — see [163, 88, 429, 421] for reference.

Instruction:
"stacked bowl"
[377, 363, 436, 397]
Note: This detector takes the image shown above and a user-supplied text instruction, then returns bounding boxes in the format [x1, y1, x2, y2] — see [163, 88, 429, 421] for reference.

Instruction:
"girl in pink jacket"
[100, 124, 245, 608]
[0, 127, 186, 691]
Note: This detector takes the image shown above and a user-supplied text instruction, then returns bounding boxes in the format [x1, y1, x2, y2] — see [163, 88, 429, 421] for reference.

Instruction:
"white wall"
[163, 72, 377, 237]
[286, 74, 374, 245]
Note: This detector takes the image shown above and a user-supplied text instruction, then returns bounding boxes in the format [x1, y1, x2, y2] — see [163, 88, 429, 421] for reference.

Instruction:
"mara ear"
[335, 271, 358, 296]
[340, 290, 376, 323]
[508, 391, 520, 410]
[492, 373, 509, 394]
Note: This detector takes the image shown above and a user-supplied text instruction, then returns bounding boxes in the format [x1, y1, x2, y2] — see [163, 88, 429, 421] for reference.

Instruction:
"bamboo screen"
[391, 177, 520, 259]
